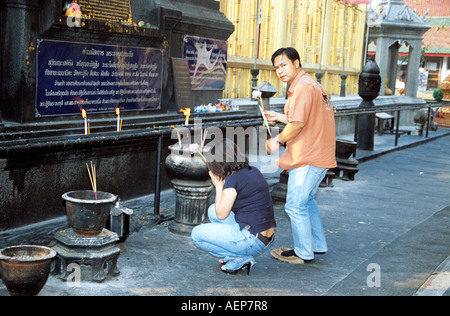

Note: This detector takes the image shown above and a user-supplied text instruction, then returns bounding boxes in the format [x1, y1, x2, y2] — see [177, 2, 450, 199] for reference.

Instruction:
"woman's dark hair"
[206, 138, 249, 181]
[271, 47, 302, 68]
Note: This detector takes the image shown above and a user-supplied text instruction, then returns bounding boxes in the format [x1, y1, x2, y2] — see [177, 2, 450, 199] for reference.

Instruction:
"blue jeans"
[285, 165, 328, 260]
[191, 204, 268, 261]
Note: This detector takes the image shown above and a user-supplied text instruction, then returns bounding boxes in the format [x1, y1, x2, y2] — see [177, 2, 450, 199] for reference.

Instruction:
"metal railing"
[334, 102, 447, 147]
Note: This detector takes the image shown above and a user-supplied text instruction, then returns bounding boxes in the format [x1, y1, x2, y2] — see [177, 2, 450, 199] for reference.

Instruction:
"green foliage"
[433, 89, 443, 102]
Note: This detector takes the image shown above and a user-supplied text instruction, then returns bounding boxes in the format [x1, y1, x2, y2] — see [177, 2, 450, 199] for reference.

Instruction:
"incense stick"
[252, 90, 272, 136]
[171, 125, 182, 149]
[258, 105, 272, 137]
[86, 161, 98, 200]
[201, 128, 208, 150]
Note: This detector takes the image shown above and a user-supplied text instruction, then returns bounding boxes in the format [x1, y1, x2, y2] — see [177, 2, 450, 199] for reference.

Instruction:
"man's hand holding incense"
[264, 110, 288, 124]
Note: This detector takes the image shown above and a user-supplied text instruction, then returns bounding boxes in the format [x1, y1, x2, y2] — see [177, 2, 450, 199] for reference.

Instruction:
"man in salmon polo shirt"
[265, 47, 336, 264]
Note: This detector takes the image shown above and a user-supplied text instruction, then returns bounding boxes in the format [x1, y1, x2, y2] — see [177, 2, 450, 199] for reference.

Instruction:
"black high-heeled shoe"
[221, 258, 255, 275]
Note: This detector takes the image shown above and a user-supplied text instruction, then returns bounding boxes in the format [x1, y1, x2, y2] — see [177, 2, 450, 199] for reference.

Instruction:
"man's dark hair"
[271, 47, 302, 68]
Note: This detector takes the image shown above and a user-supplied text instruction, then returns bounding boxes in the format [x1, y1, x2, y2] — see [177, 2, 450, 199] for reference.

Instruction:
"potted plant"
[433, 89, 443, 102]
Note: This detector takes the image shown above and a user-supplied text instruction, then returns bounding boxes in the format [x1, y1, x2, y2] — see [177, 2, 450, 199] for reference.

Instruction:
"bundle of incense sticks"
[170, 126, 207, 151]
[86, 161, 98, 200]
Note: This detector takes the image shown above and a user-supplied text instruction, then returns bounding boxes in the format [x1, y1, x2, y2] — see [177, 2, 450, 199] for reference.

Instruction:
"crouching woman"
[191, 139, 276, 275]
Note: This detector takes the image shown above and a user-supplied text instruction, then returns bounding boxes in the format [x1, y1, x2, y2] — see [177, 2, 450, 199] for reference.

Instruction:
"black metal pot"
[336, 139, 357, 159]
[62, 190, 118, 236]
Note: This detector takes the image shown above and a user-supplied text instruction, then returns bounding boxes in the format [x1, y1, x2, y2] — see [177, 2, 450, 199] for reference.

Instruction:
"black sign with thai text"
[35, 39, 162, 117]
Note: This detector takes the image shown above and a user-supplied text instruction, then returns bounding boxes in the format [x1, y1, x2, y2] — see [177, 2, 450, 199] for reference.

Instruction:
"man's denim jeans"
[286, 165, 328, 260]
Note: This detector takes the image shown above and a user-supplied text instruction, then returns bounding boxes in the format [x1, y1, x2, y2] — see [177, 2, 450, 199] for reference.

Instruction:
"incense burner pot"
[165, 144, 213, 236]
[0, 245, 56, 296]
[165, 144, 211, 181]
[336, 139, 357, 159]
[62, 190, 118, 236]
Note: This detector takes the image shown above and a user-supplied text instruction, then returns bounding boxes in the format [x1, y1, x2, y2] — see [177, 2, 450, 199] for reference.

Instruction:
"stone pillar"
[357, 60, 381, 151]
[405, 40, 423, 97]
[374, 36, 390, 96]
[0, 0, 43, 123]
[387, 42, 400, 92]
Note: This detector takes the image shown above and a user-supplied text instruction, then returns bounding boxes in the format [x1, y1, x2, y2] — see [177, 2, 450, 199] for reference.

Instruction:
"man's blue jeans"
[191, 204, 267, 260]
[286, 165, 328, 260]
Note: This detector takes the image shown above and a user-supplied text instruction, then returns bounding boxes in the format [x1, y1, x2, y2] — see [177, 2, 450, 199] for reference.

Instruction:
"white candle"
[116, 108, 120, 132]
[82, 109, 87, 135]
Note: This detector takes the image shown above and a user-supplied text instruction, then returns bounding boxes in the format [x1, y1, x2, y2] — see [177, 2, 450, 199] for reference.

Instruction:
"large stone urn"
[165, 144, 213, 236]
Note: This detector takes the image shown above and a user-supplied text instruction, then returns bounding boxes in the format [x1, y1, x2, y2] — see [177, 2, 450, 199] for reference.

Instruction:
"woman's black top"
[223, 166, 276, 235]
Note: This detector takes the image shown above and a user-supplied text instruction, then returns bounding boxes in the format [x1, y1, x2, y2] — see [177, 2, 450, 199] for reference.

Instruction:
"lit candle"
[179, 108, 191, 126]
[115, 108, 120, 132]
[81, 109, 87, 135]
